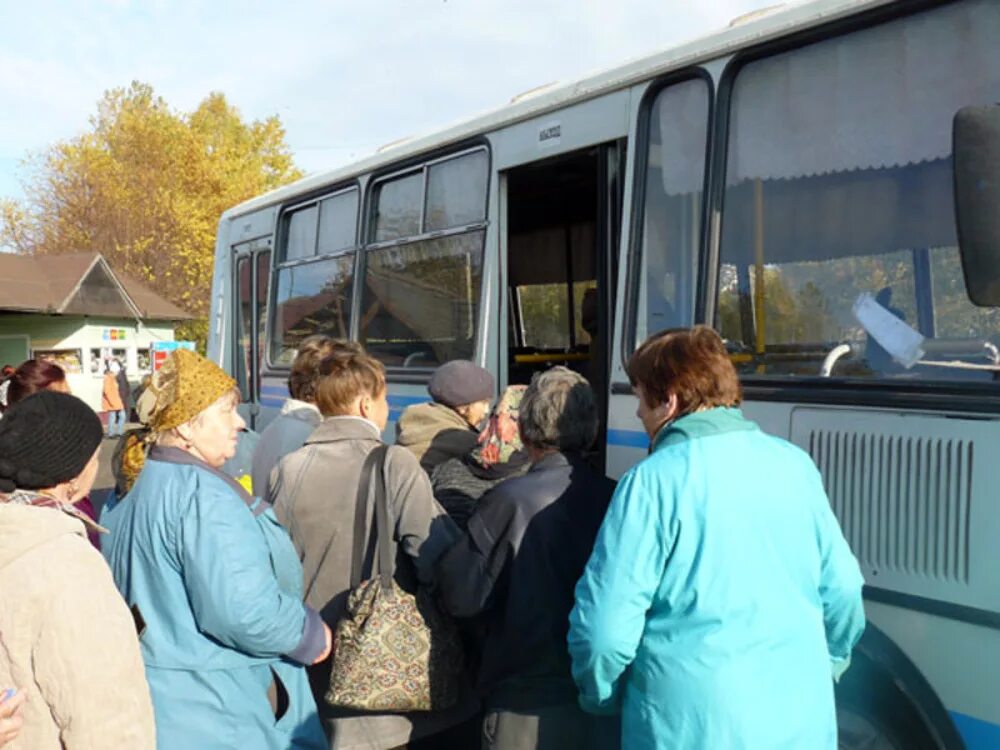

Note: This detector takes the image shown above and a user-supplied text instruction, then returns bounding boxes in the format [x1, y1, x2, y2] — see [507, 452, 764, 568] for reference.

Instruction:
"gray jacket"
[253, 398, 322, 498]
[270, 416, 471, 750]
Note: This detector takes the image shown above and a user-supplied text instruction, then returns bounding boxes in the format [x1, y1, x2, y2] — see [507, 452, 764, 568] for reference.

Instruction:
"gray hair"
[518, 367, 597, 452]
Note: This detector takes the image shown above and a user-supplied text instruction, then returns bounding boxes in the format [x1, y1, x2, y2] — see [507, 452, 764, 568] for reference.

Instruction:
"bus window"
[285, 205, 318, 261]
[318, 191, 359, 255]
[516, 280, 596, 351]
[271, 188, 359, 366]
[634, 77, 709, 345]
[235, 254, 252, 399]
[717, 0, 1000, 382]
[373, 171, 422, 243]
[426, 150, 488, 231]
[361, 149, 489, 368]
[255, 250, 270, 374]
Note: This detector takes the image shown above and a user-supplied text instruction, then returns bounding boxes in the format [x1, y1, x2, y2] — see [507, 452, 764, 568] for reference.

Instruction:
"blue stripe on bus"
[261, 384, 290, 397]
[607, 429, 649, 449]
[951, 711, 1000, 749]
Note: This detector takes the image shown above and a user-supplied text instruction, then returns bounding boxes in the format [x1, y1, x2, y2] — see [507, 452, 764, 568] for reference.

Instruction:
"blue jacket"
[569, 408, 865, 750]
[102, 446, 327, 749]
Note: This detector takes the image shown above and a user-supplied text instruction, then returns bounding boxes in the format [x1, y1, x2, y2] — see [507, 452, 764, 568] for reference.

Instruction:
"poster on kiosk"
[151, 341, 196, 372]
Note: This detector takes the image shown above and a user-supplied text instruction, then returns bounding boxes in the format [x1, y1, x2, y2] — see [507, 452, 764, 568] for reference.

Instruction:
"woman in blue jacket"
[102, 349, 331, 749]
[569, 327, 865, 749]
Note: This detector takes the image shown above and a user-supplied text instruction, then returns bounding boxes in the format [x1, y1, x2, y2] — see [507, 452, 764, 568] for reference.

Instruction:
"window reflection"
[271, 255, 355, 366]
[360, 231, 484, 367]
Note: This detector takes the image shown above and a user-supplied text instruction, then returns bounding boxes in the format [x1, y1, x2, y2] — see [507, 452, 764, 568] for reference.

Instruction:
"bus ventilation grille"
[807, 430, 972, 584]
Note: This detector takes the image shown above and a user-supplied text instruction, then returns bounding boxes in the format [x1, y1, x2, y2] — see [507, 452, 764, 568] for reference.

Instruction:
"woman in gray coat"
[270, 347, 475, 750]
[254, 336, 359, 498]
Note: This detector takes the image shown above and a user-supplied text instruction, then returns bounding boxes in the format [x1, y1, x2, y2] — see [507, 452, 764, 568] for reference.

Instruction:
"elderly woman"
[0, 391, 154, 749]
[101, 349, 330, 749]
[5, 360, 100, 546]
[569, 327, 866, 749]
[396, 359, 495, 474]
[430, 384, 530, 530]
[436, 367, 619, 750]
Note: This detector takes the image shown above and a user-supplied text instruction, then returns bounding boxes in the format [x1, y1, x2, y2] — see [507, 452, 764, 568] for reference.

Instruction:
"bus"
[208, 1, 1000, 746]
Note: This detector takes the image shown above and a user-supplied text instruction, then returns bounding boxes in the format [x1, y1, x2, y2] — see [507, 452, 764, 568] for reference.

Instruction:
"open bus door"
[500, 140, 624, 471]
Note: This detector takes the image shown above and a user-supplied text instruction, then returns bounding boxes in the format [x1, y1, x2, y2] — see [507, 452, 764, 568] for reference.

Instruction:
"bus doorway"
[503, 142, 623, 469]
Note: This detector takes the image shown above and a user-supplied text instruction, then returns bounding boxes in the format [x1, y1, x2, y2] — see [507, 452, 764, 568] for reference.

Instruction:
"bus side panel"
[865, 600, 1000, 748]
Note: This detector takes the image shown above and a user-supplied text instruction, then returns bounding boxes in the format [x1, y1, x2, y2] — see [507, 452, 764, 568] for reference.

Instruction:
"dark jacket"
[116, 370, 131, 410]
[431, 451, 530, 531]
[435, 452, 615, 709]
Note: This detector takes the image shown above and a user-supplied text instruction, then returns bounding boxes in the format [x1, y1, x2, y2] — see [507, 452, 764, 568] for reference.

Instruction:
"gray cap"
[428, 360, 494, 407]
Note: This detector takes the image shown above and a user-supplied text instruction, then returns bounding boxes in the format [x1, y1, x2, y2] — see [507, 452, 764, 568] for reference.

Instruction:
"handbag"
[326, 445, 465, 712]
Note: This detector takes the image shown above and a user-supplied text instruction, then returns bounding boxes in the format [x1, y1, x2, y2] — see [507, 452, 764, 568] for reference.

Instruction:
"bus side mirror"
[954, 104, 1000, 307]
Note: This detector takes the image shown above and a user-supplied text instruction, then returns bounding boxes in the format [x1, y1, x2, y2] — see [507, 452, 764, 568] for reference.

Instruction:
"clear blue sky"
[0, 0, 764, 201]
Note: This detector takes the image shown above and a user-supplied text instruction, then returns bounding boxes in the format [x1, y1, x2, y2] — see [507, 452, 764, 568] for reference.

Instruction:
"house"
[0, 252, 191, 412]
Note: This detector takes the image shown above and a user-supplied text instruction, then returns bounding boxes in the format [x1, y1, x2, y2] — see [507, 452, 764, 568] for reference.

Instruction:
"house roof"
[0, 252, 192, 321]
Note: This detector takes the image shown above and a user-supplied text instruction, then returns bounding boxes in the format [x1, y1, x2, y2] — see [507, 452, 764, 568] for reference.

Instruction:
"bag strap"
[372, 445, 395, 590]
[349, 445, 389, 589]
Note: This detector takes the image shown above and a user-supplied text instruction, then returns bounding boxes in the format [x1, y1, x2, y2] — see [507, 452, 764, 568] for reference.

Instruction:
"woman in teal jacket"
[102, 349, 331, 749]
[569, 327, 865, 750]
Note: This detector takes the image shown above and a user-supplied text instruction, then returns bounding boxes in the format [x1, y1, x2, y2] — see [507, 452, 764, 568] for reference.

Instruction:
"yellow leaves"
[1, 81, 302, 330]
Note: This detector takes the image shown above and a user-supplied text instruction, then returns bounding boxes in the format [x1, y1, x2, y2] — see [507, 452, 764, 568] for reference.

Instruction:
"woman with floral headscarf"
[430, 385, 530, 531]
[101, 349, 330, 749]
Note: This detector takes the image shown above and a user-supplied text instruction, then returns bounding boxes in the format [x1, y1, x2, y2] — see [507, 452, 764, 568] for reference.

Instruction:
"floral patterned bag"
[326, 446, 464, 712]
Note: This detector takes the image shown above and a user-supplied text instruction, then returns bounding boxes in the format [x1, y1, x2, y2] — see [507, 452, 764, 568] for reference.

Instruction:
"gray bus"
[208, 1, 1000, 746]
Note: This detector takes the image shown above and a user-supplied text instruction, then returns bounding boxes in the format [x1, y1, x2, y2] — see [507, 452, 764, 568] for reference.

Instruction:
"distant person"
[102, 362, 126, 438]
[101, 349, 330, 749]
[430, 385, 530, 530]
[132, 374, 153, 418]
[254, 336, 361, 499]
[115, 359, 132, 422]
[0, 391, 155, 749]
[568, 327, 866, 749]
[396, 360, 494, 474]
[5, 359, 100, 548]
[270, 348, 471, 749]
[436, 368, 619, 749]
[6, 359, 71, 403]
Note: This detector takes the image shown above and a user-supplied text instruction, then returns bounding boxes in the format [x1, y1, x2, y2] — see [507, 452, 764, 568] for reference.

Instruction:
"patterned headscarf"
[117, 349, 237, 493]
[470, 385, 526, 469]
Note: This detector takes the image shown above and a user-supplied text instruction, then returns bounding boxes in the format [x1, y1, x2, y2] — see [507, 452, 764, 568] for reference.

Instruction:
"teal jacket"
[569, 408, 865, 749]
[102, 446, 327, 749]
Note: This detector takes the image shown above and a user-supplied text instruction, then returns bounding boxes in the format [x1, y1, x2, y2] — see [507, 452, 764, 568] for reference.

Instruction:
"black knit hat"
[0, 391, 103, 493]
[428, 360, 494, 407]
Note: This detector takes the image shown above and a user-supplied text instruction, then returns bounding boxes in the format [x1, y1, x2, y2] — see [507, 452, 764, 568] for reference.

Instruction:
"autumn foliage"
[0, 81, 302, 342]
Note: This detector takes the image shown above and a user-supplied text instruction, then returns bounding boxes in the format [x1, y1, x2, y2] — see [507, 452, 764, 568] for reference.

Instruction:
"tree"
[1, 82, 303, 349]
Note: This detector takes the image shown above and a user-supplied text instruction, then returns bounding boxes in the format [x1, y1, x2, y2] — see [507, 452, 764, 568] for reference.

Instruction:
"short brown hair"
[314, 349, 386, 416]
[627, 326, 741, 417]
[288, 336, 362, 402]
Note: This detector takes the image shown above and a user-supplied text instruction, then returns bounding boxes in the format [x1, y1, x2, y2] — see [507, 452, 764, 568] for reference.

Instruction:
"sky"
[0, 0, 767, 202]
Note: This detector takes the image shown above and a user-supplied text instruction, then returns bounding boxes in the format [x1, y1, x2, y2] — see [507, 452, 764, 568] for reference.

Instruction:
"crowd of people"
[0, 326, 866, 749]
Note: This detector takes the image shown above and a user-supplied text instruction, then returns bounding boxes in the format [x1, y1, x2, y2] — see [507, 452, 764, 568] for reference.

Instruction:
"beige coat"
[394, 401, 479, 474]
[0, 503, 155, 749]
